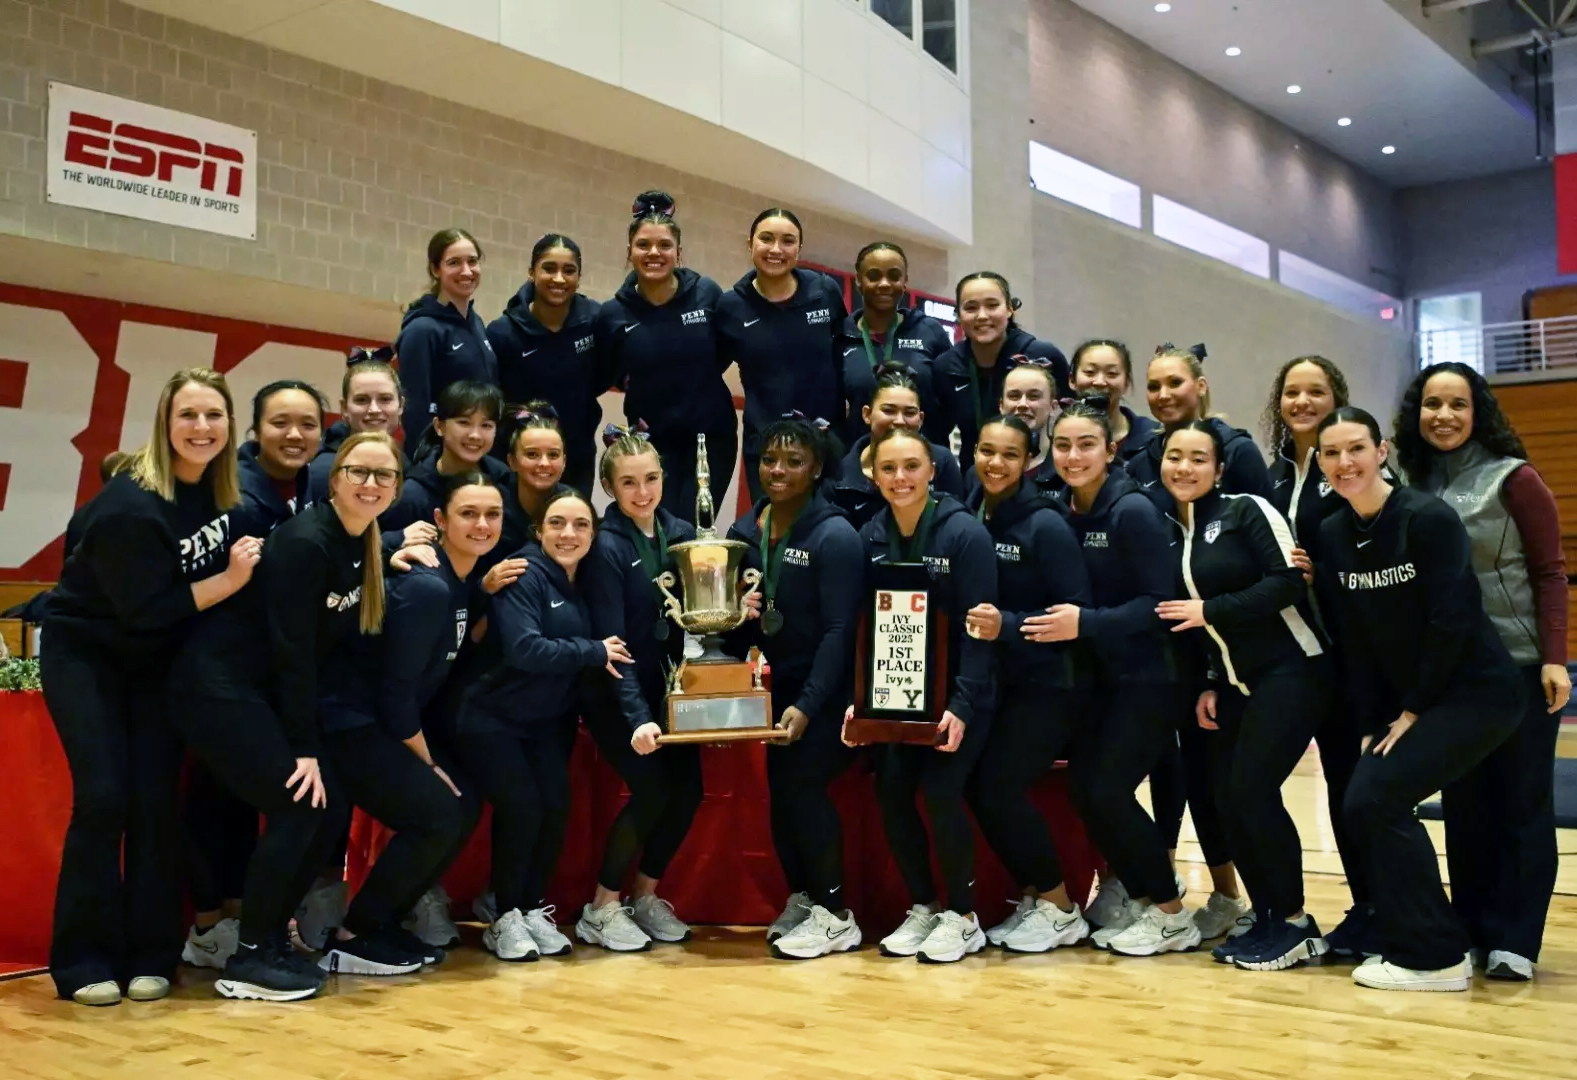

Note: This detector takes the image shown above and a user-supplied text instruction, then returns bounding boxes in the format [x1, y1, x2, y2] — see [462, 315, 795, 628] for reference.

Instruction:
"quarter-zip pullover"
[394, 295, 498, 452]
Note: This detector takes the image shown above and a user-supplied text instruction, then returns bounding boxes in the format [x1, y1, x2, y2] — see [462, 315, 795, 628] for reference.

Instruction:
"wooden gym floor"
[2, 747, 1575, 1080]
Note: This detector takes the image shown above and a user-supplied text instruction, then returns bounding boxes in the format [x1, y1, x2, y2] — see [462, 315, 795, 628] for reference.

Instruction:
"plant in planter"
[0, 657, 41, 692]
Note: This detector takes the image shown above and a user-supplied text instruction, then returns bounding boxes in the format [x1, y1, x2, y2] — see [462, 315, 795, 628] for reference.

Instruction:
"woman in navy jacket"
[1155, 421, 1331, 973]
[848, 428, 997, 965]
[1039, 400, 1195, 958]
[486, 234, 601, 494]
[383, 381, 513, 540]
[830, 366, 964, 530]
[934, 272, 1067, 462]
[594, 192, 736, 521]
[836, 241, 952, 444]
[575, 429, 702, 953]
[724, 416, 864, 960]
[307, 349, 405, 505]
[453, 487, 634, 963]
[1069, 340, 1158, 470]
[963, 416, 1094, 955]
[395, 228, 498, 453]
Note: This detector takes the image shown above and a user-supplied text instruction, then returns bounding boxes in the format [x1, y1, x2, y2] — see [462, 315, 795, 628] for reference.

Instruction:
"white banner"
[46, 82, 257, 240]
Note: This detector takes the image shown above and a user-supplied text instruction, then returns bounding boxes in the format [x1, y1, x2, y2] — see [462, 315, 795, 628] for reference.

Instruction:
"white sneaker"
[1192, 892, 1250, 940]
[1174, 870, 1188, 900]
[523, 906, 573, 957]
[767, 891, 814, 943]
[293, 879, 347, 951]
[1085, 877, 1130, 929]
[772, 905, 862, 959]
[630, 895, 691, 943]
[126, 975, 170, 1001]
[1486, 950, 1534, 982]
[182, 918, 239, 970]
[916, 911, 986, 964]
[879, 905, 940, 957]
[575, 901, 652, 952]
[1352, 955, 1472, 992]
[403, 886, 461, 950]
[1090, 898, 1146, 949]
[472, 890, 498, 926]
[1107, 905, 1202, 957]
[986, 895, 1035, 947]
[483, 909, 540, 962]
[1001, 899, 1090, 953]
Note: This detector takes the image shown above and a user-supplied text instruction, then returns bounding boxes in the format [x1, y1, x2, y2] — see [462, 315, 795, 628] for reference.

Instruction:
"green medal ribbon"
[886, 498, 938, 564]
[630, 517, 668, 585]
[759, 506, 790, 610]
[859, 318, 895, 372]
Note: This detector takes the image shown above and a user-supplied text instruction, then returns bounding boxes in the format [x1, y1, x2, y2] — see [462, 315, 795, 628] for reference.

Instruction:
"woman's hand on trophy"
[741, 589, 763, 619]
[602, 636, 634, 678]
[776, 705, 810, 744]
[391, 543, 439, 571]
[631, 722, 662, 755]
[965, 603, 1001, 641]
[482, 557, 529, 595]
[937, 711, 966, 752]
[840, 705, 857, 747]
[1021, 604, 1080, 642]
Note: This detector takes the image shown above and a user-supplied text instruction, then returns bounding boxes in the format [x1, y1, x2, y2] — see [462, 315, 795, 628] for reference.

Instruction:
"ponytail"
[361, 524, 385, 635]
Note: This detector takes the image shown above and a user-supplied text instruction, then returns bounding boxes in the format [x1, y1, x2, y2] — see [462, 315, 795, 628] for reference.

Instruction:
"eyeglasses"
[338, 465, 399, 488]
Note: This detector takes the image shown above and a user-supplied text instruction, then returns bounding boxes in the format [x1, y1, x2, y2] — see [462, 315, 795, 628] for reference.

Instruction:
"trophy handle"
[739, 566, 762, 607]
[654, 570, 685, 627]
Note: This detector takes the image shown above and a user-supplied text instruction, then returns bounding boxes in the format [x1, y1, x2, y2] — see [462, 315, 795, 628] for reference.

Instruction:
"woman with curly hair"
[1394, 362, 1570, 982]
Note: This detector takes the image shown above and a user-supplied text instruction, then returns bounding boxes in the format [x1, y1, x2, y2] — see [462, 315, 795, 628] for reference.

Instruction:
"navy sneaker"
[319, 932, 424, 976]
[1322, 904, 1377, 959]
[217, 938, 324, 1001]
[1212, 909, 1272, 964]
[370, 924, 444, 966]
[1233, 916, 1328, 971]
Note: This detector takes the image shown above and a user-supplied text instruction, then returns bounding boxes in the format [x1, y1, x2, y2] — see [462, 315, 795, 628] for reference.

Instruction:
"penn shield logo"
[1318, 479, 1333, 498]
[325, 586, 362, 612]
[1204, 520, 1221, 544]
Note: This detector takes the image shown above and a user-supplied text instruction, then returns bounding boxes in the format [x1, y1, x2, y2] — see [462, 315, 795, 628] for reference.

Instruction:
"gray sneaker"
[472, 889, 498, 925]
[878, 905, 939, 957]
[630, 895, 692, 943]
[986, 895, 1035, 947]
[767, 892, 813, 943]
[404, 886, 461, 949]
[523, 906, 573, 957]
[483, 909, 539, 963]
[575, 901, 652, 952]
[293, 879, 347, 952]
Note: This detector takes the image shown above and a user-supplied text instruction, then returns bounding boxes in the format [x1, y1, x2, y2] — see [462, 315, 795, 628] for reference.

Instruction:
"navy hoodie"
[1057, 470, 1178, 685]
[724, 492, 864, 722]
[966, 482, 1091, 691]
[717, 268, 847, 455]
[305, 420, 352, 504]
[1126, 416, 1272, 515]
[593, 268, 734, 439]
[486, 286, 602, 485]
[836, 307, 953, 444]
[829, 434, 965, 531]
[583, 505, 696, 731]
[380, 454, 513, 537]
[394, 295, 498, 452]
[934, 328, 1069, 461]
[237, 441, 312, 536]
[859, 495, 998, 726]
[457, 551, 607, 732]
[1113, 406, 1162, 470]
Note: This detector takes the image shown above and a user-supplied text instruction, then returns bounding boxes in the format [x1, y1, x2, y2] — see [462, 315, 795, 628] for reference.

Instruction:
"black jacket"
[829, 434, 965, 532]
[486, 286, 602, 483]
[394, 295, 498, 452]
[237, 441, 312, 536]
[1316, 486, 1520, 735]
[933, 328, 1069, 462]
[1168, 490, 1325, 695]
[718, 269, 848, 454]
[593, 268, 734, 439]
[306, 421, 352, 504]
[1126, 416, 1272, 515]
[1057, 470, 1178, 685]
[836, 308, 953, 444]
[725, 492, 864, 722]
[583, 505, 696, 731]
[1267, 442, 1398, 560]
[966, 482, 1091, 691]
[859, 495, 998, 726]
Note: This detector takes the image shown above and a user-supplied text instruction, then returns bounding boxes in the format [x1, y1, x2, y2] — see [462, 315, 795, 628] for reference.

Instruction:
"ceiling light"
[1225, 46, 1242, 56]
[1286, 85, 1302, 94]
[1381, 145, 1396, 154]
[1337, 117, 1352, 127]
[1154, 2, 1171, 11]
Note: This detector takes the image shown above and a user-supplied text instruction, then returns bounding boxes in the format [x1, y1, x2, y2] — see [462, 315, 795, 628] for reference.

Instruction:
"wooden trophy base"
[842, 716, 942, 746]
[656, 658, 787, 745]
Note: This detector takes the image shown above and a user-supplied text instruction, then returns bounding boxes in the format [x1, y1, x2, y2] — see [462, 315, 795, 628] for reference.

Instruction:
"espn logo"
[64, 112, 245, 197]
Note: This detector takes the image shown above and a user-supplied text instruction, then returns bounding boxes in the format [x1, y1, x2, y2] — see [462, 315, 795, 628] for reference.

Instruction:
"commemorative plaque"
[652, 434, 785, 745]
[843, 561, 948, 745]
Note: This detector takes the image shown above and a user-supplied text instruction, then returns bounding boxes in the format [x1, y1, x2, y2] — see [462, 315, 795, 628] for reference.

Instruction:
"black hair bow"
[602, 420, 651, 447]
[632, 193, 675, 219]
[346, 344, 395, 367]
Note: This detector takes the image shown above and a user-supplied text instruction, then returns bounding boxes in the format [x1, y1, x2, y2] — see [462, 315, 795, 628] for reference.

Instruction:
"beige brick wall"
[0, 0, 950, 333]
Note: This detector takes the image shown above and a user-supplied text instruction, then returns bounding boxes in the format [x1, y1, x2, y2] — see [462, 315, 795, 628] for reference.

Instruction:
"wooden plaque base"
[655, 658, 787, 745]
[842, 716, 942, 746]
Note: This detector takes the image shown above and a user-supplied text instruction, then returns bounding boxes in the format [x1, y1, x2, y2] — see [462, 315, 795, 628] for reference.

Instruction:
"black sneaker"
[370, 924, 444, 966]
[318, 932, 425, 976]
[1212, 910, 1271, 964]
[1233, 916, 1328, 971]
[1322, 904, 1377, 959]
[217, 939, 325, 1001]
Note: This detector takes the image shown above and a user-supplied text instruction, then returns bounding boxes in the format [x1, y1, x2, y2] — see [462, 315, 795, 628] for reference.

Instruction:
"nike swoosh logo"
[744, 319, 761, 328]
[624, 324, 638, 334]
[828, 886, 841, 895]
[827, 925, 850, 939]
[551, 600, 565, 608]
[1143, 480, 1157, 488]
[843, 347, 857, 356]
[353, 560, 362, 568]
[962, 926, 980, 940]
[870, 555, 885, 563]
[450, 342, 464, 350]
[189, 938, 219, 953]
[1357, 539, 1372, 548]
[954, 382, 969, 392]
[1052, 917, 1080, 932]
[1275, 479, 1290, 488]
[631, 558, 643, 567]
[522, 349, 538, 358]
[1161, 926, 1191, 938]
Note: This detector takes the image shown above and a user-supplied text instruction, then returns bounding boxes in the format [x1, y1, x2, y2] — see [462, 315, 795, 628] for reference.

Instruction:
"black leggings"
[969, 685, 1087, 893]
[1443, 664, 1560, 962]
[324, 726, 481, 935]
[1149, 713, 1231, 865]
[583, 687, 703, 892]
[1315, 689, 1369, 905]
[1070, 682, 1187, 905]
[454, 721, 576, 915]
[183, 763, 258, 913]
[874, 716, 991, 915]
[651, 425, 738, 525]
[1343, 680, 1523, 971]
[42, 642, 184, 997]
[767, 679, 854, 910]
[1210, 658, 1331, 919]
[170, 696, 349, 948]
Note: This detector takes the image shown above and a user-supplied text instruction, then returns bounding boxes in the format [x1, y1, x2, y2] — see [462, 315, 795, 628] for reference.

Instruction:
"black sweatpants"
[183, 763, 258, 913]
[874, 714, 991, 915]
[1442, 664, 1558, 962]
[1343, 681, 1523, 971]
[582, 684, 703, 892]
[1315, 691, 1369, 905]
[324, 725, 481, 935]
[651, 425, 738, 525]
[1149, 712, 1232, 865]
[454, 720, 576, 915]
[969, 685, 1087, 893]
[767, 678, 855, 910]
[1070, 682, 1187, 905]
[170, 696, 349, 948]
[42, 641, 184, 997]
[1210, 658, 1331, 920]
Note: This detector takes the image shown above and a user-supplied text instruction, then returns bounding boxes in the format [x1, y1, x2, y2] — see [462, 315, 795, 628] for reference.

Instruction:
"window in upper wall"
[922, 0, 958, 72]
[871, 0, 913, 37]
[1028, 141, 1142, 228]
[1278, 251, 1400, 324]
[1416, 292, 1484, 371]
[1152, 195, 1271, 279]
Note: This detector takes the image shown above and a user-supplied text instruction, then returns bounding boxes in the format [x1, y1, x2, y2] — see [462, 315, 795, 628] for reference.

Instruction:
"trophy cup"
[651, 434, 785, 745]
[843, 561, 948, 745]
